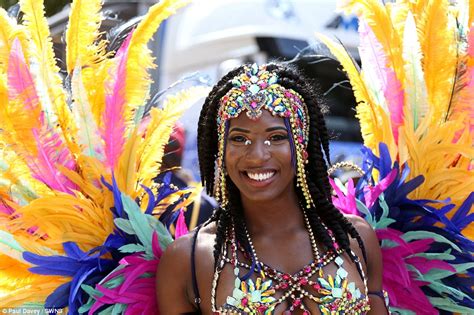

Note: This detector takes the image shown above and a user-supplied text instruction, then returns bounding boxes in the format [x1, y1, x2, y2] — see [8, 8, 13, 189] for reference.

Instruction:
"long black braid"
[197, 63, 367, 268]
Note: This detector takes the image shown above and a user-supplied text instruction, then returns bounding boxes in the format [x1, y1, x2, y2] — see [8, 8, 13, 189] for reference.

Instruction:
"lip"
[240, 169, 278, 188]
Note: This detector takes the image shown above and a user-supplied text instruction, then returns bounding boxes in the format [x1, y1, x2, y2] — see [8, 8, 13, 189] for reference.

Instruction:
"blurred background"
[1, 0, 363, 181]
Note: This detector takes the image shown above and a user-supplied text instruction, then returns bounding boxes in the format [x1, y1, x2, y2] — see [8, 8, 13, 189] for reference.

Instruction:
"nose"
[245, 139, 271, 164]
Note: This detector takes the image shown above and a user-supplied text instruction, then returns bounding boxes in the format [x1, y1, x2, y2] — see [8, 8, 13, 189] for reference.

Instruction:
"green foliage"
[0, 0, 70, 17]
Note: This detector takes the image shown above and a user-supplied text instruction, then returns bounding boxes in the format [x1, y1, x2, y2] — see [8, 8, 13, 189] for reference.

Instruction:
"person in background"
[156, 122, 216, 229]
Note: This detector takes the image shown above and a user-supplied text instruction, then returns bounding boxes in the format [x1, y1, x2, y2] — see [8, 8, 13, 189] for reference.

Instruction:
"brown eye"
[229, 135, 248, 143]
[268, 134, 288, 142]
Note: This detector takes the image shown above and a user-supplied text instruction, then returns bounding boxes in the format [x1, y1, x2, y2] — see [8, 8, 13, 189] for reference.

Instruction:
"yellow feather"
[338, 0, 405, 85]
[470, 0, 474, 27]
[116, 129, 141, 197]
[0, 8, 29, 69]
[317, 33, 397, 159]
[10, 194, 115, 253]
[124, 0, 191, 125]
[135, 86, 209, 189]
[84, 58, 115, 129]
[19, 0, 80, 155]
[417, 0, 458, 127]
[0, 255, 66, 307]
[65, 0, 107, 74]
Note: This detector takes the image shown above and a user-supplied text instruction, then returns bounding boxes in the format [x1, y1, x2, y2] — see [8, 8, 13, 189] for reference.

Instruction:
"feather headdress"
[0, 0, 207, 313]
[324, 0, 473, 313]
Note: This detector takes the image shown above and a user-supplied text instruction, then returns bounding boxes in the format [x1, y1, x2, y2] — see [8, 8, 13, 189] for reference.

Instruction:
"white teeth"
[247, 171, 275, 181]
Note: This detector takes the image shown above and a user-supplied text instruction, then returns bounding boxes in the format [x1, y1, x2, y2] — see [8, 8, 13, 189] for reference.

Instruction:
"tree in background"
[0, 0, 70, 16]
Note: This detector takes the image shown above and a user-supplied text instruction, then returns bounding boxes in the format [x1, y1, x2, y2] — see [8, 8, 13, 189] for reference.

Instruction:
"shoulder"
[156, 223, 218, 311]
[345, 214, 378, 246]
[159, 222, 216, 269]
[157, 231, 194, 282]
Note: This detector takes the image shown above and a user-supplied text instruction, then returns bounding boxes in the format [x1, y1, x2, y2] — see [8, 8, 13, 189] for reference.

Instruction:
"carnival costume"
[0, 1, 472, 315]
[318, 0, 474, 314]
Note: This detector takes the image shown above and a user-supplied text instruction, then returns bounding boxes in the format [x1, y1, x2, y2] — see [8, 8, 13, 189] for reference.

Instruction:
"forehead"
[228, 110, 287, 131]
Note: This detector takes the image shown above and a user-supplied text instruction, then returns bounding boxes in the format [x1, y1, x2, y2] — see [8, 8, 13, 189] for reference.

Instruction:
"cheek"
[224, 145, 239, 170]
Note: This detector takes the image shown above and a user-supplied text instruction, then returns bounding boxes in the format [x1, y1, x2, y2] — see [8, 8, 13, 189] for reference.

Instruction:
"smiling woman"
[156, 63, 388, 314]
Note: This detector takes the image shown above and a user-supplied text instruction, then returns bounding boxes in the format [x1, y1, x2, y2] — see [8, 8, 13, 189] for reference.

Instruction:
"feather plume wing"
[6, 38, 42, 153]
[417, 0, 457, 126]
[102, 33, 132, 170]
[450, 26, 474, 142]
[124, 0, 190, 126]
[0, 9, 29, 70]
[65, 0, 106, 74]
[402, 12, 428, 132]
[317, 33, 396, 159]
[71, 66, 104, 160]
[7, 39, 76, 194]
[10, 195, 115, 253]
[0, 254, 66, 307]
[135, 86, 209, 189]
[338, 0, 405, 84]
[358, 20, 405, 144]
[19, 0, 79, 155]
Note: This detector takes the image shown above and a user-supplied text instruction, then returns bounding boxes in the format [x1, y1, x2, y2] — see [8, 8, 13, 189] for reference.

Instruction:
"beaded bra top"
[210, 213, 371, 315]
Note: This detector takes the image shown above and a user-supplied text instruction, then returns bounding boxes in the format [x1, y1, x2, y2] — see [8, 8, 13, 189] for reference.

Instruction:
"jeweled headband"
[215, 64, 314, 209]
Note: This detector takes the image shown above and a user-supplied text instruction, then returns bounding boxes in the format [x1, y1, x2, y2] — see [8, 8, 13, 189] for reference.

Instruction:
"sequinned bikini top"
[210, 220, 371, 315]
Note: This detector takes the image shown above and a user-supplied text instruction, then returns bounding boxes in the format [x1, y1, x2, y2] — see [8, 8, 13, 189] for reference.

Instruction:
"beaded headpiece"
[215, 64, 314, 208]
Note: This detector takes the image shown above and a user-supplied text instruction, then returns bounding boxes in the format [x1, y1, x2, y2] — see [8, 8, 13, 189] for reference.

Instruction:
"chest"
[209, 250, 369, 314]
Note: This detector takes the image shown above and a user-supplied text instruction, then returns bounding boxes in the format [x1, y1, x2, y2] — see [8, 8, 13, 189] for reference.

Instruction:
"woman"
[157, 63, 388, 314]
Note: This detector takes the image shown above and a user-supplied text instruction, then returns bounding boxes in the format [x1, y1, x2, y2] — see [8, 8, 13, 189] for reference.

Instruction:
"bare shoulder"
[156, 223, 217, 313]
[345, 214, 377, 244]
[158, 222, 216, 272]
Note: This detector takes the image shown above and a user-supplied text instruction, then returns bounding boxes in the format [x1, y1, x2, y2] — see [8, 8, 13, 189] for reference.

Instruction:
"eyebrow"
[228, 126, 288, 133]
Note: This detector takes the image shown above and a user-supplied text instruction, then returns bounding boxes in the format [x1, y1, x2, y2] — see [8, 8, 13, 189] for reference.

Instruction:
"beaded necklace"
[211, 212, 371, 314]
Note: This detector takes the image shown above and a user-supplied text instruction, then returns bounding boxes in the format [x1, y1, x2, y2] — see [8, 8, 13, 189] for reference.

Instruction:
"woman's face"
[224, 110, 296, 203]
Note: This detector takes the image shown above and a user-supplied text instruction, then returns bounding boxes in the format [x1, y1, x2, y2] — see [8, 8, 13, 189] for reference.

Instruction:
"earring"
[244, 139, 252, 146]
[263, 140, 271, 146]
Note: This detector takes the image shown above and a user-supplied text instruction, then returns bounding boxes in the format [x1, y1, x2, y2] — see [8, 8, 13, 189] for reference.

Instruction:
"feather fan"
[0, 0, 198, 311]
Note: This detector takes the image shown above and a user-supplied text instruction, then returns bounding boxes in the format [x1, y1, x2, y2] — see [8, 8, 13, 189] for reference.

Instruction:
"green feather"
[428, 297, 474, 314]
[401, 231, 462, 252]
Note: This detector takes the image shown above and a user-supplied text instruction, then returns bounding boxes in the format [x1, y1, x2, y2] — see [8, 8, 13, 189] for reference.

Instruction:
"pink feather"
[362, 169, 397, 208]
[457, 26, 474, 140]
[31, 128, 76, 193]
[8, 39, 76, 194]
[330, 177, 358, 215]
[376, 229, 439, 314]
[91, 253, 159, 315]
[0, 203, 14, 215]
[7, 38, 40, 112]
[175, 208, 189, 238]
[102, 32, 133, 169]
[359, 21, 405, 143]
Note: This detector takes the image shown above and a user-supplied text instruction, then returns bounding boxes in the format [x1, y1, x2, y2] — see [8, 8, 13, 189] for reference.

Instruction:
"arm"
[348, 215, 388, 315]
[156, 234, 197, 314]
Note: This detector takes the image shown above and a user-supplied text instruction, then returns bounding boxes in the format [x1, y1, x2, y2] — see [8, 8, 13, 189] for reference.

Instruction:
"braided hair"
[197, 63, 367, 268]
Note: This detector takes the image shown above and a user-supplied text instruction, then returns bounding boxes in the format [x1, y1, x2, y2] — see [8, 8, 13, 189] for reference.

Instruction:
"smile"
[245, 171, 276, 182]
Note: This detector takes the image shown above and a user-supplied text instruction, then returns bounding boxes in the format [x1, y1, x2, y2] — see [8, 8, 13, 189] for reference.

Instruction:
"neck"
[239, 189, 304, 237]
